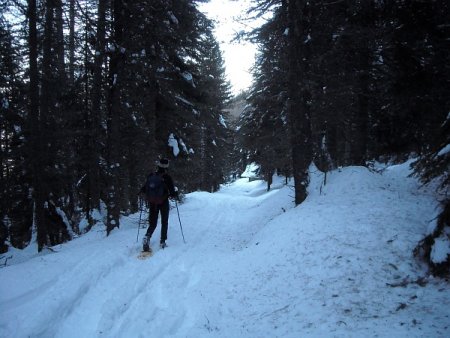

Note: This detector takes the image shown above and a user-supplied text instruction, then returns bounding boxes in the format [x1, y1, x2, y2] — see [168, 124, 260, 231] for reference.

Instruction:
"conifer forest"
[0, 0, 449, 273]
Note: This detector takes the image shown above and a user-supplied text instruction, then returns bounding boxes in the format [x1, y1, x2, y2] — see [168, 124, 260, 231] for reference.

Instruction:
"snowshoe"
[137, 250, 153, 260]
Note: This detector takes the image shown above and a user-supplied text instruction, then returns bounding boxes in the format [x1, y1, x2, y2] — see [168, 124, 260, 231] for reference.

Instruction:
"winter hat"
[157, 158, 169, 169]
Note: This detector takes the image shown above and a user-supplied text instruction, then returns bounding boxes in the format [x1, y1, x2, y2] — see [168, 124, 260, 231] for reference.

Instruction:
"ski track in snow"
[1, 163, 449, 338]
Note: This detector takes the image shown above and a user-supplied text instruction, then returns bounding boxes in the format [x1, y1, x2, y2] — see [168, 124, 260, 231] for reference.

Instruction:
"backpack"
[145, 173, 167, 204]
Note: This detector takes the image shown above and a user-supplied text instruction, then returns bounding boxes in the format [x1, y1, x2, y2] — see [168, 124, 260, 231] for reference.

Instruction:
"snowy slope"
[1, 162, 449, 338]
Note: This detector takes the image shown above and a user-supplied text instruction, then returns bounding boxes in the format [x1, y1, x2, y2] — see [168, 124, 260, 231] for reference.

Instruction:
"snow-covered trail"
[0, 177, 291, 338]
[1, 163, 449, 338]
[109, 179, 297, 336]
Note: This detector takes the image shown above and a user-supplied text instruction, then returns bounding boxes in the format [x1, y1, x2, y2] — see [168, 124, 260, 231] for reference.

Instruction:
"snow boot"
[160, 241, 167, 249]
[143, 236, 150, 252]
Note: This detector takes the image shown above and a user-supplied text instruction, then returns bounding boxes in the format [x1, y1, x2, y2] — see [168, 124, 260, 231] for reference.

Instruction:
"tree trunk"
[353, 26, 371, 166]
[88, 0, 107, 221]
[286, 0, 312, 205]
[55, 0, 65, 84]
[68, 0, 75, 85]
[28, 0, 47, 251]
[106, 0, 125, 235]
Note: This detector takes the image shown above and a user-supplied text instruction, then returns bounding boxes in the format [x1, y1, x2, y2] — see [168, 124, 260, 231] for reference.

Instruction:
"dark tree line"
[0, 0, 232, 252]
[238, 0, 449, 274]
[1, 0, 448, 274]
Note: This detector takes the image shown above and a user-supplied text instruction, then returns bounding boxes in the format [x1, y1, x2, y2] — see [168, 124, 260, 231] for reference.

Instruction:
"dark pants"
[145, 199, 169, 243]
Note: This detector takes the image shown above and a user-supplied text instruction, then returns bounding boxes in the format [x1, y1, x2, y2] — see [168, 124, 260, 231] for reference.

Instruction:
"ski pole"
[175, 199, 186, 243]
[136, 197, 144, 242]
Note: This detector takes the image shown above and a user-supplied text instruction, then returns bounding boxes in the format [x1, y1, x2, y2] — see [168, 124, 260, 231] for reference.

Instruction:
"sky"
[1, 160, 449, 337]
[199, 0, 259, 95]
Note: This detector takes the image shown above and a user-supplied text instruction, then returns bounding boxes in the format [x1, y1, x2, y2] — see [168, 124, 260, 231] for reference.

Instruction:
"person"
[140, 158, 178, 251]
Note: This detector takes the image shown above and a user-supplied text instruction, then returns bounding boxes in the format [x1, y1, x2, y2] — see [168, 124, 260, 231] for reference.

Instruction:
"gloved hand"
[170, 191, 179, 201]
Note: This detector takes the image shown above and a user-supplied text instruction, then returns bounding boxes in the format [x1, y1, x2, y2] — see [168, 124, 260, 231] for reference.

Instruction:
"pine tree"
[243, 5, 290, 189]
[372, 1, 449, 159]
[0, 17, 30, 252]
[196, 24, 232, 192]
[412, 113, 450, 276]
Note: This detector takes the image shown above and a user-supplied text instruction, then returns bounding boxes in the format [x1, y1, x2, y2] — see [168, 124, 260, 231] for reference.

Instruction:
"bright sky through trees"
[199, 0, 257, 95]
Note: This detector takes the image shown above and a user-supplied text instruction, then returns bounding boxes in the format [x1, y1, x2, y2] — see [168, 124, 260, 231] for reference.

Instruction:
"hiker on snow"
[140, 158, 178, 251]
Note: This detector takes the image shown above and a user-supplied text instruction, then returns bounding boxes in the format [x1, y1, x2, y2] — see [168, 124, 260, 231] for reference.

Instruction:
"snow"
[437, 143, 450, 157]
[304, 34, 312, 44]
[1, 162, 449, 337]
[181, 71, 195, 87]
[168, 11, 179, 25]
[175, 95, 194, 107]
[179, 138, 189, 154]
[78, 209, 103, 234]
[241, 162, 260, 178]
[2, 97, 9, 109]
[168, 133, 180, 157]
[56, 207, 76, 238]
[431, 236, 450, 264]
[219, 114, 227, 128]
